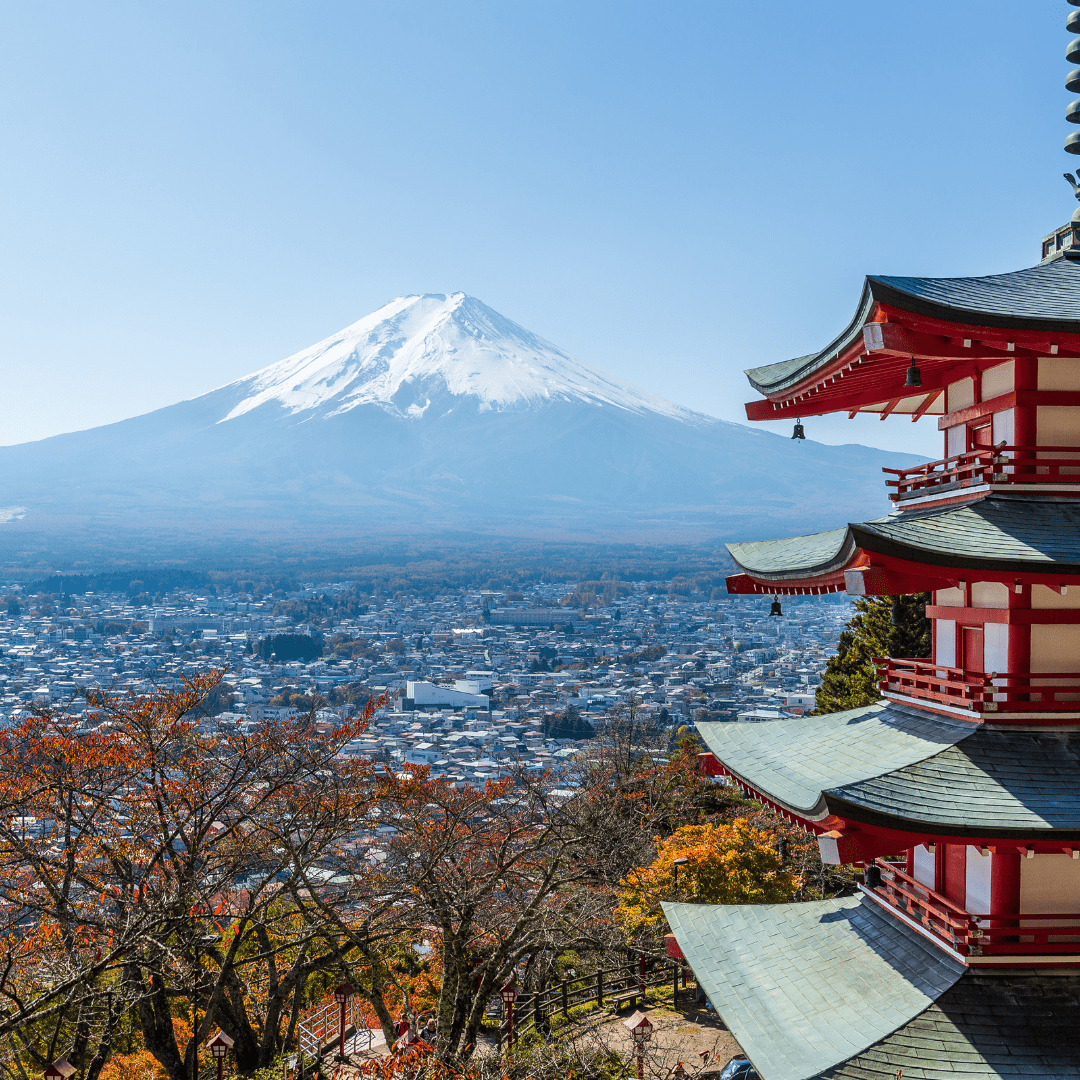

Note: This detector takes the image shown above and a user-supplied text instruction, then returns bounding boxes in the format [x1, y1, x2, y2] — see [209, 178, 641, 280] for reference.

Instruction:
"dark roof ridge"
[746, 257, 1080, 396]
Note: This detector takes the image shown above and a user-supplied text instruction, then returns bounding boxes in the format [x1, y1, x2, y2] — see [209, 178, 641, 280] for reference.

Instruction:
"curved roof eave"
[726, 527, 857, 582]
[745, 280, 875, 396]
[745, 257, 1080, 397]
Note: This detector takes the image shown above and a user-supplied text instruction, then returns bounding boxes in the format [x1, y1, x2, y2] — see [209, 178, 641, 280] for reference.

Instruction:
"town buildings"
[0, 578, 849, 784]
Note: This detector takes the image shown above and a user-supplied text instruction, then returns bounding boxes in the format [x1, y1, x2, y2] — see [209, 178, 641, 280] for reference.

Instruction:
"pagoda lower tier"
[697, 707, 1080, 966]
[681, 209, 1080, 1077]
[664, 896, 1080, 1080]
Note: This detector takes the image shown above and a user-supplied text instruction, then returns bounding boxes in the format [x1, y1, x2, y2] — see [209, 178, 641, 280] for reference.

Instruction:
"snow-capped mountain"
[219, 293, 701, 424]
[0, 294, 923, 547]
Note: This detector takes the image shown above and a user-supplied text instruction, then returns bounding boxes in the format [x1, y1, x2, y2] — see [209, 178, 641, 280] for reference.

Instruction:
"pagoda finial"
[1065, 1, 1080, 158]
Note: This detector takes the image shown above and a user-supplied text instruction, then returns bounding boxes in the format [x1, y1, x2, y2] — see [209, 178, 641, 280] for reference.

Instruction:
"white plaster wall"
[1030, 624, 1080, 672]
[947, 424, 966, 457]
[992, 409, 1014, 446]
[1039, 357, 1080, 391]
[982, 362, 1014, 401]
[1037, 406, 1080, 446]
[984, 623, 1008, 675]
[1020, 854, 1080, 914]
[936, 588, 964, 607]
[935, 621, 956, 667]
[948, 378, 975, 412]
[1032, 584, 1080, 609]
[913, 844, 936, 889]
[972, 582, 1008, 608]
[966, 846, 991, 914]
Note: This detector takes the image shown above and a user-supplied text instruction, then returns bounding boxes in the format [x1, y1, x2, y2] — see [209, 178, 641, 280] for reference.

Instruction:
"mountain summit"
[0, 295, 922, 547]
[219, 292, 700, 424]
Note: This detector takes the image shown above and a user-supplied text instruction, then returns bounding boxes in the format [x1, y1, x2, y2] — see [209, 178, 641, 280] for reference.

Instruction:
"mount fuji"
[0, 293, 921, 546]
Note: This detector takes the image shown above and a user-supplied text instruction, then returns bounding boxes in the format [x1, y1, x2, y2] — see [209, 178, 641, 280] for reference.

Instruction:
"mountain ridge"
[0, 293, 924, 550]
[214, 292, 705, 425]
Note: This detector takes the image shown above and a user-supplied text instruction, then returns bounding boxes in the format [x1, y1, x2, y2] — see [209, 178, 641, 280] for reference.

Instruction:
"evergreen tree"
[814, 593, 931, 714]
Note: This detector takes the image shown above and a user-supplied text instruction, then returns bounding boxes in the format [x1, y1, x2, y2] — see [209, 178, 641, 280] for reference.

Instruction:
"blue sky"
[0, 1, 1072, 454]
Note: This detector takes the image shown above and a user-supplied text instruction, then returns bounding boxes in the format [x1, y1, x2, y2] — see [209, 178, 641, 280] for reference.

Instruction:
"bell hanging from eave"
[904, 360, 922, 388]
[791, 419, 806, 440]
[768, 597, 783, 617]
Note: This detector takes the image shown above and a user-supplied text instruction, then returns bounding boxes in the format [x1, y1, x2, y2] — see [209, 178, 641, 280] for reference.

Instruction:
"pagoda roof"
[818, 970, 1080, 1078]
[700, 705, 1080, 837]
[662, 895, 965, 1080]
[728, 495, 1080, 589]
[747, 257, 1080, 398]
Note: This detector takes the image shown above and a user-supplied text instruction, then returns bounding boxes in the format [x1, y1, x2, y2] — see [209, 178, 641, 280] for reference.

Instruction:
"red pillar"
[1013, 356, 1038, 475]
[990, 849, 1022, 940]
[1008, 579, 1031, 694]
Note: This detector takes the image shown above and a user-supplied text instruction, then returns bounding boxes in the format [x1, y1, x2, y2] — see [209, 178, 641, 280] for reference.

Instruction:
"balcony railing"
[866, 859, 1080, 957]
[876, 657, 1080, 715]
[883, 445, 1080, 501]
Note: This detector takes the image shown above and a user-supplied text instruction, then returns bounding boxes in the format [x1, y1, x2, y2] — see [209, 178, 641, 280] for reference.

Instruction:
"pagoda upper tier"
[747, 252, 1080, 421]
[727, 493, 1080, 596]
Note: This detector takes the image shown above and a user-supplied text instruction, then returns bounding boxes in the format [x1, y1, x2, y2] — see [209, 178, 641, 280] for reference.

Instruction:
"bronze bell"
[769, 598, 783, 617]
[904, 361, 922, 388]
[791, 420, 806, 440]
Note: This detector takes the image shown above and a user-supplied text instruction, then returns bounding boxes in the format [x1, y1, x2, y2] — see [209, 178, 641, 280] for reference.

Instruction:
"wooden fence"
[496, 951, 692, 1047]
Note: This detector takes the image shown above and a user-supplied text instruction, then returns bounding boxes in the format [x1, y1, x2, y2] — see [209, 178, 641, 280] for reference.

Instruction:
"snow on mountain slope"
[219, 292, 704, 424]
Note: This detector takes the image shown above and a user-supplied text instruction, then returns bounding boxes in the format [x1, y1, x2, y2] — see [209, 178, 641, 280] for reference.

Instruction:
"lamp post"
[672, 857, 688, 902]
[500, 980, 518, 1051]
[672, 857, 689, 1005]
[208, 1032, 234, 1080]
[333, 984, 353, 1061]
[624, 1010, 654, 1080]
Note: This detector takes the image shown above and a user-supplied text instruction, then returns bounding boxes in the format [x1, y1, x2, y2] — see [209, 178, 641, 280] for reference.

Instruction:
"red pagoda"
[663, 10, 1080, 1079]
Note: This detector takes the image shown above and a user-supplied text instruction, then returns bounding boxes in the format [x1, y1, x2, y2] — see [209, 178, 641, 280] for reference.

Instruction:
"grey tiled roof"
[728, 496, 1080, 583]
[727, 529, 853, 580]
[854, 495, 1080, 572]
[818, 970, 1080, 1078]
[871, 256, 1080, 328]
[745, 257, 1080, 395]
[697, 706, 973, 818]
[700, 704, 1080, 836]
[663, 896, 965, 1080]
[832, 725, 1080, 836]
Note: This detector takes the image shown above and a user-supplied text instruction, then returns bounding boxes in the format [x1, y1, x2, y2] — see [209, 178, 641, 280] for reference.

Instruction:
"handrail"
[496, 950, 681, 1046]
[883, 445, 1080, 501]
[875, 657, 1080, 714]
[297, 996, 370, 1060]
[869, 859, 1080, 957]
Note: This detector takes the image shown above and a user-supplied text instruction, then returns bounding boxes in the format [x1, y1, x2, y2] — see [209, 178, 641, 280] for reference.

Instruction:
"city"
[0, 580, 850, 781]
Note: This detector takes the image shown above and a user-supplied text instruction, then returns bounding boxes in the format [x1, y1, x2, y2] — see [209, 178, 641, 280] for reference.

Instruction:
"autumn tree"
[0, 675, 388, 1080]
[614, 819, 795, 941]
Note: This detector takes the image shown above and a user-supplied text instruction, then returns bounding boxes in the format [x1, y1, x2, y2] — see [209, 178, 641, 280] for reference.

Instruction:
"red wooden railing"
[883, 445, 1080, 501]
[876, 657, 1080, 714]
[867, 859, 1080, 957]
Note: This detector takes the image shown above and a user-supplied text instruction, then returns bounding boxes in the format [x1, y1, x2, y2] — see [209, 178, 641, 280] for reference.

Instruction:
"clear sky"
[0, 1, 1072, 454]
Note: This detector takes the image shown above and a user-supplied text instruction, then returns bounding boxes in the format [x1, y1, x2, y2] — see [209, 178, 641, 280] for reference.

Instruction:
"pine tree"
[814, 593, 931, 714]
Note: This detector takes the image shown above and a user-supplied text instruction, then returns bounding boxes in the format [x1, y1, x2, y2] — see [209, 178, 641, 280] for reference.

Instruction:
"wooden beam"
[912, 390, 943, 422]
[936, 389, 1080, 430]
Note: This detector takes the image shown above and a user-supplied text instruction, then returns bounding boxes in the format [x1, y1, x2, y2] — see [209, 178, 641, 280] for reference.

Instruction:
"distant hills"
[0, 293, 922, 552]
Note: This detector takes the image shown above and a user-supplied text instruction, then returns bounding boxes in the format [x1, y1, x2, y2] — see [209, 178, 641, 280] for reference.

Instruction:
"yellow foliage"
[615, 819, 795, 940]
[99, 1049, 169, 1080]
